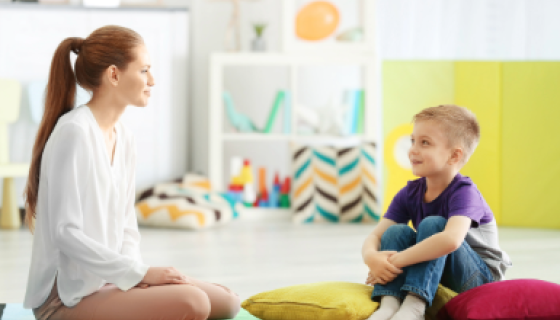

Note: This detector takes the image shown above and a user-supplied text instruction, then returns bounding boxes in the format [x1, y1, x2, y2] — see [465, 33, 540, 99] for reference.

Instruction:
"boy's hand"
[366, 271, 379, 285]
[366, 271, 391, 286]
[364, 251, 403, 285]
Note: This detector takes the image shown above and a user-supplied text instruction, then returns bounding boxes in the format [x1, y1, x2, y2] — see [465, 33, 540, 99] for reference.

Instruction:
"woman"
[23, 25, 240, 320]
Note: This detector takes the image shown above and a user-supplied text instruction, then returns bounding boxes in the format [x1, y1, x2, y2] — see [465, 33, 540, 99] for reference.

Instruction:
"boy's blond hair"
[413, 105, 480, 165]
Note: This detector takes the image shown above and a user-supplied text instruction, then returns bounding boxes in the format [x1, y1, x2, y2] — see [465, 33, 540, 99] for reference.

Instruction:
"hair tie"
[71, 38, 84, 55]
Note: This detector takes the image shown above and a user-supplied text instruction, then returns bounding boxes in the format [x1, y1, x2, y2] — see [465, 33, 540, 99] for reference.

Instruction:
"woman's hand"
[141, 267, 193, 286]
[364, 251, 403, 285]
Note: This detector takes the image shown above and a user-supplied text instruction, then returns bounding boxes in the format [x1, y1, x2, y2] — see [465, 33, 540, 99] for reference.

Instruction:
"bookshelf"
[208, 52, 380, 192]
[207, 1, 379, 219]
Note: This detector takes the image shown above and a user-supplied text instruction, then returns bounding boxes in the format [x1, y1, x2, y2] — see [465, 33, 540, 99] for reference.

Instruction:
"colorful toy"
[279, 177, 291, 208]
[243, 183, 256, 207]
[230, 157, 245, 185]
[227, 157, 291, 209]
[257, 167, 269, 207]
[228, 158, 256, 207]
[268, 173, 281, 208]
[296, 1, 340, 41]
[239, 160, 254, 184]
[227, 184, 243, 203]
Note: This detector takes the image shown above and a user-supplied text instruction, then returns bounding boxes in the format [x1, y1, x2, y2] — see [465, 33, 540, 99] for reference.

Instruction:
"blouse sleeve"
[120, 134, 143, 262]
[47, 123, 149, 291]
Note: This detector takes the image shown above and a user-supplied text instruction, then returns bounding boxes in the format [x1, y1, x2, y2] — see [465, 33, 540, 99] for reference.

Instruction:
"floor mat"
[0, 303, 259, 320]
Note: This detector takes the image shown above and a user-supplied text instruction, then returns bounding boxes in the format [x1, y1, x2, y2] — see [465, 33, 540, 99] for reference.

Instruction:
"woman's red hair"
[24, 25, 143, 232]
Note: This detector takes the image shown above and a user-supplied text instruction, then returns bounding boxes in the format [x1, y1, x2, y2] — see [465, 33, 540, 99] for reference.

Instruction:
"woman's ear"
[105, 65, 119, 86]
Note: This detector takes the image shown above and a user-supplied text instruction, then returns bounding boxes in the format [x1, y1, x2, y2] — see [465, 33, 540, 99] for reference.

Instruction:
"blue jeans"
[371, 216, 494, 307]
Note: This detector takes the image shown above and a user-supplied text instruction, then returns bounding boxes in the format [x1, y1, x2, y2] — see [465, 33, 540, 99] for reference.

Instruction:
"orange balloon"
[296, 1, 340, 41]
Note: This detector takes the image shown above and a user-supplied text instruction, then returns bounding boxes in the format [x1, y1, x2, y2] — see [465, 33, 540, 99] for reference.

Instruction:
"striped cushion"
[135, 174, 237, 229]
[292, 142, 380, 223]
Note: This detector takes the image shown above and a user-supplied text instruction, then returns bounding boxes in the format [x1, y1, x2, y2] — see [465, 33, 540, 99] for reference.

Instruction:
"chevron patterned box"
[291, 142, 380, 224]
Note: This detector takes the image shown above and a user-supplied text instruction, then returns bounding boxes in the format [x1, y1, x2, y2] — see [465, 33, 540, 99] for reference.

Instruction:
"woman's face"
[116, 44, 155, 107]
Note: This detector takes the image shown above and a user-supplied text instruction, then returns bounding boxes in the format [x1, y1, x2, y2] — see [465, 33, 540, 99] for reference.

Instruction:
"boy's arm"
[362, 218, 403, 284]
[361, 218, 396, 259]
[388, 216, 471, 269]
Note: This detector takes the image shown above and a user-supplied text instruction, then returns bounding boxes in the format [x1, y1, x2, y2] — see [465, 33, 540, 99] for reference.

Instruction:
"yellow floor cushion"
[242, 281, 457, 320]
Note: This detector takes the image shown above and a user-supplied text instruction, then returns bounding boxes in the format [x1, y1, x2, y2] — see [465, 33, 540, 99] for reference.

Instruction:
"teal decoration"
[223, 91, 258, 133]
[352, 90, 362, 134]
[223, 90, 291, 134]
[356, 90, 365, 134]
[343, 89, 364, 135]
[344, 89, 357, 135]
[263, 91, 285, 133]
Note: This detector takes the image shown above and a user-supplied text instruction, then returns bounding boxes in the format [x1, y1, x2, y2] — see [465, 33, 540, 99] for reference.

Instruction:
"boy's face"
[409, 120, 457, 178]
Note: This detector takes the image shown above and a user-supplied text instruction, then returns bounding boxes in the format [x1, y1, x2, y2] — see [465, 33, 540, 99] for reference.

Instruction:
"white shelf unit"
[281, 0, 376, 54]
[208, 52, 380, 192]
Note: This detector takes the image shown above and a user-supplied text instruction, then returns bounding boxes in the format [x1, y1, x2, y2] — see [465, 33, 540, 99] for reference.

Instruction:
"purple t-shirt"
[384, 173, 494, 229]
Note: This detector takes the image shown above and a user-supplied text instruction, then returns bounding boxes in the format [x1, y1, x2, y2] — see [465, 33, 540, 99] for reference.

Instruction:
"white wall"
[189, 0, 560, 184]
[0, 6, 189, 207]
[3, 0, 560, 208]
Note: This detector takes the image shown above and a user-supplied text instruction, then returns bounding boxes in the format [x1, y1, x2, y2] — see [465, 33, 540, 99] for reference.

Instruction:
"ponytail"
[24, 37, 83, 232]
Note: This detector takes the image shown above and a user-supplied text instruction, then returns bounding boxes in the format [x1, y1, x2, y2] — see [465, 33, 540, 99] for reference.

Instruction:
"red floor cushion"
[438, 279, 560, 320]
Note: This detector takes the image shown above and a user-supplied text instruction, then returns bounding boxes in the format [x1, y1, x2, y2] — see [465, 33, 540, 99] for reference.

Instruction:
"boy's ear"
[449, 147, 464, 165]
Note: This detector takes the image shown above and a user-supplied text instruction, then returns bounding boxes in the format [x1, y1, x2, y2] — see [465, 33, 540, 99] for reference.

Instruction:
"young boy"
[362, 105, 512, 320]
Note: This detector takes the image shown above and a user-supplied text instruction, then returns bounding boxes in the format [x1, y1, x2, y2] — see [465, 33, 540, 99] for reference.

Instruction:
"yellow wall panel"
[382, 62, 454, 212]
[383, 61, 455, 138]
[501, 62, 560, 229]
[455, 62, 502, 224]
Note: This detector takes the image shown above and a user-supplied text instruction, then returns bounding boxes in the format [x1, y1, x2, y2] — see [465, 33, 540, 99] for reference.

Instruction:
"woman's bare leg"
[186, 277, 241, 319]
[51, 283, 211, 320]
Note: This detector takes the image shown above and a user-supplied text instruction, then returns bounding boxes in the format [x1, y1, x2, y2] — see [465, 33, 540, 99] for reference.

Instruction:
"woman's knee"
[381, 224, 415, 246]
[175, 286, 211, 320]
[417, 216, 447, 236]
[217, 292, 241, 319]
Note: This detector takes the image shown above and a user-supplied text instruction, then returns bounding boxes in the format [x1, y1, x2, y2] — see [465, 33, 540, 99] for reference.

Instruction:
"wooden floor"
[1, 219, 560, 303]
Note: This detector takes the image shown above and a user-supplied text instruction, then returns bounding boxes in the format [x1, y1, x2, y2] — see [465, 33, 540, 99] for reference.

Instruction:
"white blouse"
[24, 105, 149, 309]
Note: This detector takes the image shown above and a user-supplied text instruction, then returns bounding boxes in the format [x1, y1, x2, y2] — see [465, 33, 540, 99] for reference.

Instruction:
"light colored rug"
[0, 303, 259, 320]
